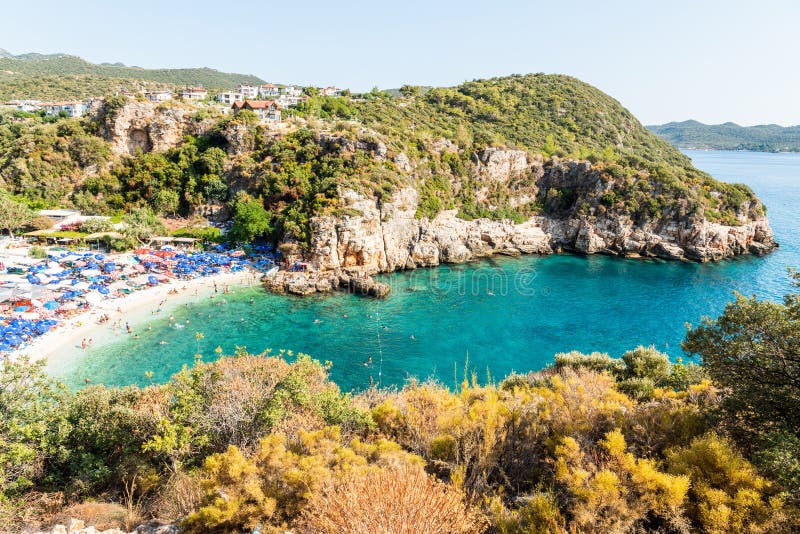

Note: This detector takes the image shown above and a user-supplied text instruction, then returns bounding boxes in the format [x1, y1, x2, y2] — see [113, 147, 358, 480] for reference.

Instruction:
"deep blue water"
[53, 150, 800, 391]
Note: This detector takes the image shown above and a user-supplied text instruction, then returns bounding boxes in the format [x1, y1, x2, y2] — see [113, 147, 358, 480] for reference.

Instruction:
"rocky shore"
[265, 153, 776, 297]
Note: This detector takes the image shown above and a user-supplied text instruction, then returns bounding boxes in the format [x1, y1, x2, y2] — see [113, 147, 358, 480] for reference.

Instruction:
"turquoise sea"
[53, 150, 800, 391]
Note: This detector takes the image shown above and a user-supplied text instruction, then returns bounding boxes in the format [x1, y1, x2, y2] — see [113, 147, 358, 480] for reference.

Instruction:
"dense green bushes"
[1, 74, 763, 248]
[1, 311, 799, 532]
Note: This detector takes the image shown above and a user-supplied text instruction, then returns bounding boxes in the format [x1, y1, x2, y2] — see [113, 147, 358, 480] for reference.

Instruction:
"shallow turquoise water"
[53, 150, 800, 391]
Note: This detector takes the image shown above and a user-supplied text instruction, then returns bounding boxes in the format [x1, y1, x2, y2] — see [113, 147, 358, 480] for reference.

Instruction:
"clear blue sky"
[5, 0, 799, 126]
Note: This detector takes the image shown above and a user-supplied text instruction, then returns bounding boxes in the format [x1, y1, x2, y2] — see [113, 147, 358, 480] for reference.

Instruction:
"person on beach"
[81, 339, 87, 349]
[126, 323, 132, 334]
[88, 338, 94, 347]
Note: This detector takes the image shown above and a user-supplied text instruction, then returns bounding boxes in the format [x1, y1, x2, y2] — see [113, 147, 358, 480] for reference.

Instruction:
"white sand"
[12, 269, 264, 368]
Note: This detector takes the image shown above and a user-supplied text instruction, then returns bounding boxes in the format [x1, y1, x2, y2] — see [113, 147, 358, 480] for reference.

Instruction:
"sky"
[3, 0, 799, 126]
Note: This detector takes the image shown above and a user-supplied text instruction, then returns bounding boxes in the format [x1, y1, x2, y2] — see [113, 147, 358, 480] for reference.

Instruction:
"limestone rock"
[96, 100, 214, 156]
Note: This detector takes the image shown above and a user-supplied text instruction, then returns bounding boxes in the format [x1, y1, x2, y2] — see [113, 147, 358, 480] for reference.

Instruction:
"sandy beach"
[13, 268, 264, 368]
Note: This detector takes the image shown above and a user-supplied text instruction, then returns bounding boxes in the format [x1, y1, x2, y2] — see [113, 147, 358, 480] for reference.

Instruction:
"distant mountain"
[648, 120, 800, 152]
[0, 49, 265, 100]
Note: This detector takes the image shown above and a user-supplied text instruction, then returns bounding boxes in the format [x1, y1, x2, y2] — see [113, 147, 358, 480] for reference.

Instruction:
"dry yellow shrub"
[299, 464, 487, 534]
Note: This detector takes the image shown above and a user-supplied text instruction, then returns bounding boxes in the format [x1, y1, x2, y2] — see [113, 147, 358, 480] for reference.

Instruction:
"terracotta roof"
[234, 100, 282, 110]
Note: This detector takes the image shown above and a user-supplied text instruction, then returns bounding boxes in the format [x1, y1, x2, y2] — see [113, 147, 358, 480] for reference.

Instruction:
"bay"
[51, 150, 800, 391]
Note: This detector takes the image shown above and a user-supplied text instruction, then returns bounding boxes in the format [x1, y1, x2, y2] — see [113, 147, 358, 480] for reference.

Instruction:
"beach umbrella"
[44, 301, 59, 310]
[97, 287, 110, 295]
[82, 269, 102, 277]
[73, 281, 90, 290]
[148, 275, 159, 285]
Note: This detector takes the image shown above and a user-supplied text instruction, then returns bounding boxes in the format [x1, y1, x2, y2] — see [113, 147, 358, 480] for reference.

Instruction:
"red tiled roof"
[233, 100, 282, 110]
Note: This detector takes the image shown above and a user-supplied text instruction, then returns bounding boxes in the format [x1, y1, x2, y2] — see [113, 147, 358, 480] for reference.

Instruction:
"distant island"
[648, 120, 800, 152]
[0, 48, 265, 100]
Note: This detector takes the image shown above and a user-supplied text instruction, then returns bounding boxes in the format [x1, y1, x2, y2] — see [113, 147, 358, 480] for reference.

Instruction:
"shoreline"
[13, 269, 263, 370]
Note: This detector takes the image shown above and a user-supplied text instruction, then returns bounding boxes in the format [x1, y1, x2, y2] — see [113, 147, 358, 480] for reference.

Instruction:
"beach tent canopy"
[23, 230, 56, 237]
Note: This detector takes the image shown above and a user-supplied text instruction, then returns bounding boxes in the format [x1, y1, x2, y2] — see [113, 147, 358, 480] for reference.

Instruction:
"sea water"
[50, 150, 800, 391]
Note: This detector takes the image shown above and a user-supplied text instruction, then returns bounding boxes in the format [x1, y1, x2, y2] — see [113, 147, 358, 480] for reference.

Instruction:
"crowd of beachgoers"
[0, 242, 279, 355]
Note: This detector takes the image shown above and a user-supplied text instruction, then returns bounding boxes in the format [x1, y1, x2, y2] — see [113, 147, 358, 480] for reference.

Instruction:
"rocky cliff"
[279, 149, 775, 295]
[92, 100, 215, 156]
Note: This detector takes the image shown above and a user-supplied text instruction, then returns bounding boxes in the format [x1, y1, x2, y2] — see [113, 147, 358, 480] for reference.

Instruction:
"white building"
[321, 86, 344, 97]
[179, 87, 208, 101]
[216, 91, 243, 105]
[258, 84, 280, 98]
[7, 100, 42, 112]
[144, 91, 173, 103]
[236, 84, 260, 99]
[277, 95, 305, 108]
[280, 85, 303, 97]
[42, 101, 87, 117]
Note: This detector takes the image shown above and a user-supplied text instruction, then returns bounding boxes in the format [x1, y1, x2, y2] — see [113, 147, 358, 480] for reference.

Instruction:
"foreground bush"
[299, 464, 486, 534]
[183, 426, 423, 533]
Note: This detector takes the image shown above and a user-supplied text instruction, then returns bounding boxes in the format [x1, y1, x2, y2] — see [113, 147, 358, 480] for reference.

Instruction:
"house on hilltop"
[179, 87, 208, 101]
[6, 100, 42, 112]
[144, 91, 173, 103]
[232, 100, 281, 122]
[259, 83, 280, 98]
[321, 86, 344, 97]
[281, 85, 303, 97]
[42, 101, 87, 117]
[236, 84, 259, 99]
[216, 91, 243, 105]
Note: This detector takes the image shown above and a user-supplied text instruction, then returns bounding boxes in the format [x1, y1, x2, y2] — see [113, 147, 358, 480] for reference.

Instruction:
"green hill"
[648, 120, 800, 152]
[0, 51, 265, 100]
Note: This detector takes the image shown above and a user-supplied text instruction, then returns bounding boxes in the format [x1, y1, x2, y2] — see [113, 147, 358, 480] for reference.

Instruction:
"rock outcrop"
[93, 100, 215, 156]
[293, 151, 776, 294]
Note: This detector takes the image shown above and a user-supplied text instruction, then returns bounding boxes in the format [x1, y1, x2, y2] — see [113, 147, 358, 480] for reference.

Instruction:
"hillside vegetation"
[0, 53, 264, 100]
[2, 275, 800, 532]
[0, 74, 766, 248]
[649, 120, 800, 152]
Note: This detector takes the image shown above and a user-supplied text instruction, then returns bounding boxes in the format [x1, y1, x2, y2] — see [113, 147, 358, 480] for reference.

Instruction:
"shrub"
[667, 433, 789, 533]
[183, 427, 423, 533]
[299, 464, 487, 534]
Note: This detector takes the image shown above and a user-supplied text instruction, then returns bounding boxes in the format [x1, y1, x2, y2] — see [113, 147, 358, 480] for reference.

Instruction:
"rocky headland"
[265, 148, 775, 296]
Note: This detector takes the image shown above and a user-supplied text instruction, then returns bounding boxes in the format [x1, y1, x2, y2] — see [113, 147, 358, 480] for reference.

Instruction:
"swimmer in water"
[410, 335, 416, 340]
[314, 319, 322, 324]
[159, 340, 168, 345]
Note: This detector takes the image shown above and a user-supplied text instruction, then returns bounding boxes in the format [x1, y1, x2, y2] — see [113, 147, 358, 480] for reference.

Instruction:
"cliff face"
[303, 150, 775, 278]
[93, 101, 215, 156]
